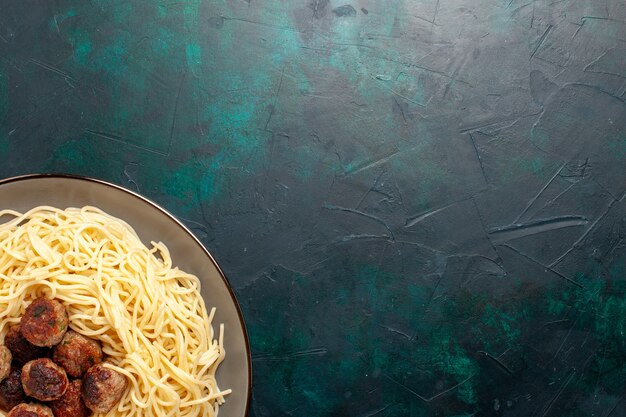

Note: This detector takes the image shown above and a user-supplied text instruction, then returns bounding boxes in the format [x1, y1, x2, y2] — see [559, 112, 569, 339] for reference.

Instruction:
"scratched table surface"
[1, 0, 625, 416]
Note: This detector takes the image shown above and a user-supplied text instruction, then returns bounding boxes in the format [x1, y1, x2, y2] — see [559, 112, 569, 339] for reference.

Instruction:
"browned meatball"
[20, 298, 69, 347]
[0, 346, 11, 381]
[81, 364, 127, 413]
[52, 331, 102, 378]
[21, 359, 68, 401]
[4, 325, 49, 366]
[49, 380, 91, 417]
[7, 403, 53, 417]
[0, 369, 25, 411]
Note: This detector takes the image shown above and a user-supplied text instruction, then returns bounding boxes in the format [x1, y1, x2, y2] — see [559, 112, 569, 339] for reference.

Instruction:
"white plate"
[0, 174, 251, 417]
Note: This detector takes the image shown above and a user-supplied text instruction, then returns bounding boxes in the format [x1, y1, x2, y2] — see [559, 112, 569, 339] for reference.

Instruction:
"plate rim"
[0, 172, 252, 417]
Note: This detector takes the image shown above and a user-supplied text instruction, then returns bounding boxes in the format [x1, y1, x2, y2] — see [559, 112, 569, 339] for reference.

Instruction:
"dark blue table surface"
[1, 1, 625, 416]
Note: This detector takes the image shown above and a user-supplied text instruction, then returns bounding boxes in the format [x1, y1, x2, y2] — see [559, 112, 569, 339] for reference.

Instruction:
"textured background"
[1, 0, 625, 416]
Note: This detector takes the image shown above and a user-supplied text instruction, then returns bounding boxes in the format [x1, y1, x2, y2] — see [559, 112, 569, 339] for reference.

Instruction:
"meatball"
[50, 380, 91, 417]
[4, 325, 49, 366]
[0, 369, 25, 411]
[20, 298, 69, 347]
[82, 364, 127, 413]
[21, 359, 68, 401]
[53, 331, 103, 378]
[7, 403, 54, 417]
[0, 346, 11, 381]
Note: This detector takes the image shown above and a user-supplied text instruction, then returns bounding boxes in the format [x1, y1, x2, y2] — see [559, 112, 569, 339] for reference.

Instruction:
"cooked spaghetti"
[0, 206, 230, 417]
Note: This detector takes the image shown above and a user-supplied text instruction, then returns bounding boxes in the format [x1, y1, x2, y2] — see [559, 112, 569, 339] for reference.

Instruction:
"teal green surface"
[0, 0, 625, 416]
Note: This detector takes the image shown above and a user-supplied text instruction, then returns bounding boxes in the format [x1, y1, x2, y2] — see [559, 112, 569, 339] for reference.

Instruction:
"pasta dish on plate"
[0, 206, 230, 417]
